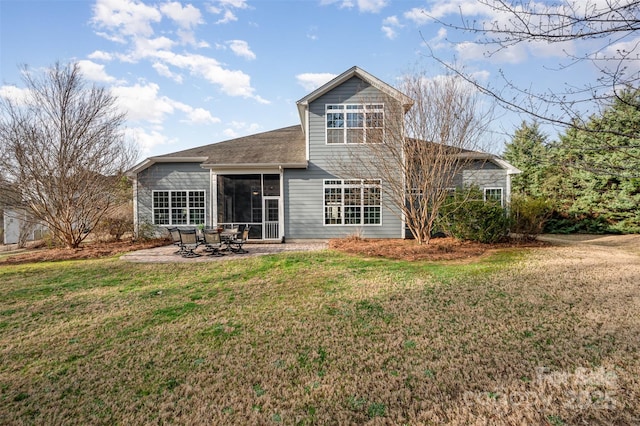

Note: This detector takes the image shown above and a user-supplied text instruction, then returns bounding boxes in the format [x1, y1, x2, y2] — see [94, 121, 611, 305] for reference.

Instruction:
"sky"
[0, 0, 620, 160]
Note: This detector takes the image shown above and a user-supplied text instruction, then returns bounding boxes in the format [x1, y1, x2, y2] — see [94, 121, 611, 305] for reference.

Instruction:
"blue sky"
[0, 0, 615, 160]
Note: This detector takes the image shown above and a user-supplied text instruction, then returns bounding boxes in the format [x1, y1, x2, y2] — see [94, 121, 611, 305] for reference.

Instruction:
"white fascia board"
[492, 157, 522, 175]
[126, 156, 209, 177]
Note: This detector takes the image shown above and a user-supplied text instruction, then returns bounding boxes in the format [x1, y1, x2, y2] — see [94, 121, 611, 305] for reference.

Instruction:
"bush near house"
[438, 187, 511, 243]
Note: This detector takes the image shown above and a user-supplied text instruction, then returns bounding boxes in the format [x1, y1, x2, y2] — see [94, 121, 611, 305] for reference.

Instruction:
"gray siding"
[136, 162, 210, 232]
[286, 76, 404, 239]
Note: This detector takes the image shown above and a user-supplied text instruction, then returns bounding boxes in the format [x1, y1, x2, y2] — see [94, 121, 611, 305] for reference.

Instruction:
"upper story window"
[326, 104, 384, 144]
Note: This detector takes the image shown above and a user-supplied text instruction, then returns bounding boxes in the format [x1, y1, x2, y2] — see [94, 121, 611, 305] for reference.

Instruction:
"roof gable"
[296, 66, 414, 129]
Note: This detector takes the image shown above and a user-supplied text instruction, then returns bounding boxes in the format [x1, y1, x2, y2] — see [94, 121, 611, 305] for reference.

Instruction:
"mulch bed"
[329, 236, 548, 261]
[0, 236, 548, 265]
[0, 239, 170, 265]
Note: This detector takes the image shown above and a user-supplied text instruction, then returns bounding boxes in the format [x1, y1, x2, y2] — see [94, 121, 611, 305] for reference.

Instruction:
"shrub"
[509, 195, 553, 240]
[439, 187, 510, 243]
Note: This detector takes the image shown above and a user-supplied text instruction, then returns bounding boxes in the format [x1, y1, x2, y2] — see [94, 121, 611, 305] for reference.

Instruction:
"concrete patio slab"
[120, 242, 329, 263]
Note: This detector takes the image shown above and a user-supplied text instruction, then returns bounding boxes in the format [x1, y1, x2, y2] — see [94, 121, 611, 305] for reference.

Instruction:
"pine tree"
[503, 121, 550, 197]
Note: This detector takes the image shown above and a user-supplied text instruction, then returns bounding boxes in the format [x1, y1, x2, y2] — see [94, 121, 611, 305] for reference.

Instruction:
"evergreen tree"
[503, 121, 550, 197]
[548, 91, 640, 233]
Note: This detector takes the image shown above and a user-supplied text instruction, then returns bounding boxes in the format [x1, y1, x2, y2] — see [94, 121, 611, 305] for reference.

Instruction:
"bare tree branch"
[421, 0, 640, 170]
[0, 62, 137, 248]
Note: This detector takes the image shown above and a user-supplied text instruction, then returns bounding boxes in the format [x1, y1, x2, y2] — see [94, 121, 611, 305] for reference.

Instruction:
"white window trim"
[325, 103, 384, 145]
[323, 179, 382, 226]
[483, 187, 504, 207]
[152, 189, 207, 226]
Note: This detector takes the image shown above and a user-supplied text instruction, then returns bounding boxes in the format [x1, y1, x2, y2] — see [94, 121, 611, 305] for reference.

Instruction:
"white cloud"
[456, 40, 528, 64]
[89, 0, 266, 105]
[181, 107, 221, 125]
[0, 85, 30, 105]
[126, 126, 174, 155]
[296, 73, 336, 91]
[150, 50, 267, 102]
[111, 82, 175, 123]
[77, 60, 118, 83]
[382, 15, 402, 39]
[112, 81, 220, 127]
[160, 1, 203, 29]
[226, 40, 256, 60]
[216, 9, 237, 24]
[88, 50, 114, 61]
[207, 0, 248, 24]
[357, 0, 388, 13]
[222, 120, 261, 138]
[92, 0, 162, 40]
[321, 0, 388, 13]
[152, 62, 183, 83]
[403, 7, 429, 25]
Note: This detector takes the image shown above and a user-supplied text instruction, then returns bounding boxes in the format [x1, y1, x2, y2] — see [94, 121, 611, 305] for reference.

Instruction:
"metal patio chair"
[178, 228, 201, 257]
[202, 228, 224, 256]
[168, 227, 186, 255]
[228, 226, 250, 254]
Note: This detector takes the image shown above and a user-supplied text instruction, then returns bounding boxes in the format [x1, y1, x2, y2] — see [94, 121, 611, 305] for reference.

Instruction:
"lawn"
[0, 241, 638, 425]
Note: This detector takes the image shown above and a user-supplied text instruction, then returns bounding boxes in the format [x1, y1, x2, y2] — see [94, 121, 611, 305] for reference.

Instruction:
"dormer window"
[326, 104, 384, 144]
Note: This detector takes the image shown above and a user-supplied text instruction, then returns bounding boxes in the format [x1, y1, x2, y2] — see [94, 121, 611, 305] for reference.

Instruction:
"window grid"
[323, 179, 382, 225]
[484, 188, 504, 207]
[152, 190, 206, 225]
[326, 104, 384, 144]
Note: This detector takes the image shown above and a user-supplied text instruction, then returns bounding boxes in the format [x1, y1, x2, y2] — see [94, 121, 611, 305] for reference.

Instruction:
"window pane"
[364, 207, 381, 224]
[344, 206, 361, 224]
[327, 128, 344, 144]
[172, 208, 187, 224]
[346, 128, 364, 144]
[344, 187, 361, 205]
[172, 191, 187, 208]
[485, 188, 503, 206]
[327, 112, 344, 128]
[346, 112, 363, 128]
[190, 208, 205, 225]
[363, 186, 380, 205]
[154, 209, 169, 225]
[325, 206, 342, 224]
[153, 191, 169, 208]
[366, 111, 383, 128]
[189, 191, 205, 208]
[263, 174, 280, 196]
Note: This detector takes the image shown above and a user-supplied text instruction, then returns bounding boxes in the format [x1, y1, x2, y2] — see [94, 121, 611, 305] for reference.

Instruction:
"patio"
[120, 241, 328, 263]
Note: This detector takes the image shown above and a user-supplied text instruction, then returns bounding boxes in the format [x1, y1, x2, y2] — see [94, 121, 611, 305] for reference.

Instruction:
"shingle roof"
[163, 125, 306, 167]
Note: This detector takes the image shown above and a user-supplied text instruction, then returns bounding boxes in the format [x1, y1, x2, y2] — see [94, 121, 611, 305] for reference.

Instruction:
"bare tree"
[424, 0, 640, 149]
[0, 62, 137, 248]
[339, 71, 494, 244]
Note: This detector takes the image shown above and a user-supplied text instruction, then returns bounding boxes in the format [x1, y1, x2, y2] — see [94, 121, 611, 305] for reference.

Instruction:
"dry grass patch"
[0, 240, 638, 424]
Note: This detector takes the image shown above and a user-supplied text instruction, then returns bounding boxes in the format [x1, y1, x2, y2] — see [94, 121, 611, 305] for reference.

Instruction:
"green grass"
[0, 248, 638, 424]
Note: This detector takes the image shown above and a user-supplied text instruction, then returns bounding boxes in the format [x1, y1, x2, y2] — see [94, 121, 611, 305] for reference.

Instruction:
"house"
[127, 66, 520, 242]
[3, 208, 48, 246]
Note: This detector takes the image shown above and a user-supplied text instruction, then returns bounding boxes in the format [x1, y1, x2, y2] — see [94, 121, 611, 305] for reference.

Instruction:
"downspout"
[132, 176, 139, 238]
[279, 165, 285, 242]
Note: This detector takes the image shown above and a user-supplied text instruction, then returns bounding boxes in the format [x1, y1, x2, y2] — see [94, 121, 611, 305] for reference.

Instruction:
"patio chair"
[168, 227, 186, 254]
[228, 226, 250, 254]
[178, 228, 201, 257]
[202, 229, 224, 256]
